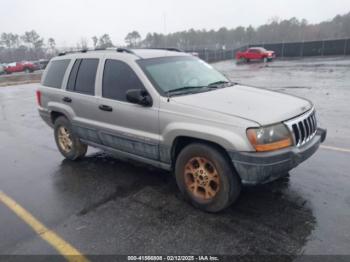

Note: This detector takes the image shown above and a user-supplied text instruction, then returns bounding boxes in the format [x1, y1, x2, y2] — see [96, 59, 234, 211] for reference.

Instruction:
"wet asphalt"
[0, 57, 349, 259]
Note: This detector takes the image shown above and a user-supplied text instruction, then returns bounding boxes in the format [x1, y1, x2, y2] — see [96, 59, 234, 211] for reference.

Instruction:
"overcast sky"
[1, 0, 349, 47]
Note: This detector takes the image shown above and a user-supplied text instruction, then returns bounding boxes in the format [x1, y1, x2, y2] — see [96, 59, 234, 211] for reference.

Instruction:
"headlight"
[246, 123, 292, 152]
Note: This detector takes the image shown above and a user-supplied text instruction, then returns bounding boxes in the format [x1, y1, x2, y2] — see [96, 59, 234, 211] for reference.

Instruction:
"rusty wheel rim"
[58, 126, 73, 153]
[184, 157, 220, 201]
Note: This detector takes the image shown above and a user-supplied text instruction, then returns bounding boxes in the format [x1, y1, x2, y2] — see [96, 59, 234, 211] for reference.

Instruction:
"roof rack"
[115, 48, 143, 59]
[57, 47, 143, 59]
[58, 48, 96, 56]
[145, 47, 184, 52]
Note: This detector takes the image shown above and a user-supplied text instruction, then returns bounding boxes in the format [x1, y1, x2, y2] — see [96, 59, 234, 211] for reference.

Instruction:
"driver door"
[95, 59, 160, 161]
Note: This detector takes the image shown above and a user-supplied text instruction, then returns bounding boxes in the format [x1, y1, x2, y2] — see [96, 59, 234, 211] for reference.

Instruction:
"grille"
[284, 109, 317, 147]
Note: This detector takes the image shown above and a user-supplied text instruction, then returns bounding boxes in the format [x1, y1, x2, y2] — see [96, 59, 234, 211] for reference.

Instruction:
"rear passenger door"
[65, 58, 102, 144]
[96, 59, 160, 161]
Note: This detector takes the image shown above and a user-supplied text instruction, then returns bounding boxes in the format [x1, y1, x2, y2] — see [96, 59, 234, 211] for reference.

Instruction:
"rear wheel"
[175, 143, 241, 212]
[54, 116, 87, 160]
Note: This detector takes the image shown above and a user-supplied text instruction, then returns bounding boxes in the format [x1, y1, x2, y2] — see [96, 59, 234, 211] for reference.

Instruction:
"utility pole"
[163, 12, 167, 48]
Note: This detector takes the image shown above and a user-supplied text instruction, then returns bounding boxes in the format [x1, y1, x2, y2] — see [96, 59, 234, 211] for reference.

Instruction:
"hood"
[171, 85, 312, 126]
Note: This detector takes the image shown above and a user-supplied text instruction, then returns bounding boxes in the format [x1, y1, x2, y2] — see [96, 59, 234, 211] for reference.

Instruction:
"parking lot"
[0, 57, 349, 260]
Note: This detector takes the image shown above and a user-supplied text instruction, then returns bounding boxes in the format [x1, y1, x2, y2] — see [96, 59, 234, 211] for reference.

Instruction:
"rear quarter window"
[43, 60, 70, 88]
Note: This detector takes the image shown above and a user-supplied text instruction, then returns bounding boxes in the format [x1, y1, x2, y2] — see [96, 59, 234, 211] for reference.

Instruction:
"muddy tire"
[54, 116, 87, 160]
[175, 143, 241, 212]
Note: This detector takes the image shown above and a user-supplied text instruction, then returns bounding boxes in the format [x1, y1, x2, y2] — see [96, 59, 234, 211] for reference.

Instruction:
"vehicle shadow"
[53, 151, 315, 257]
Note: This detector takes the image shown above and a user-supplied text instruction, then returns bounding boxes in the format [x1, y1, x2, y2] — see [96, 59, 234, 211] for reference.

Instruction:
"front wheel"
[54, 116, 88, 160]
[175, 143, 241, 212]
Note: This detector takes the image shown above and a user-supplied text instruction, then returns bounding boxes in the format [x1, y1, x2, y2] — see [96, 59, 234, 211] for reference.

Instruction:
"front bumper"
[230, 128, 327, 185]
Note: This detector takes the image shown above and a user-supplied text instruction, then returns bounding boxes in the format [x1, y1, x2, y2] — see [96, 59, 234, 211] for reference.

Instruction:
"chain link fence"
[189, 38, 350, 63]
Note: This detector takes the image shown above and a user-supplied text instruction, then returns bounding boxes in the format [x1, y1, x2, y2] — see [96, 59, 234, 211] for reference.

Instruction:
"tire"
[245, 58, 250, 63]
[175, 143, 241, 212]
[54, 116, 88, 160]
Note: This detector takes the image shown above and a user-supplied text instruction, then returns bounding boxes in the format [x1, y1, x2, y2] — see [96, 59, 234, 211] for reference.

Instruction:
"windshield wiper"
[167, 81, 237, 98]
[167, 86, 207, 96]
[208, 80, 237, 88]
[208, 80, 230, 86]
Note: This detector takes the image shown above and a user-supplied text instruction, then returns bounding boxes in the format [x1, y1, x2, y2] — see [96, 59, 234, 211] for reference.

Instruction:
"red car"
[4, 61, 38, 74]
[236, 47, 275, 63]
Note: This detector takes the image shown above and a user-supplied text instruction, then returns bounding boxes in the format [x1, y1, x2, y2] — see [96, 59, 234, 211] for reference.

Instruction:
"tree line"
[0, 30, 57, 63]
[1, 12, 349, 63]
[140, 12, 350, 50]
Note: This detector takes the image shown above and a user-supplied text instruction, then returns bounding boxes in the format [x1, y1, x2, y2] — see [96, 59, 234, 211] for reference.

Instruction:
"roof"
[249, 47, 267, 50]
[131, 49, 190, 59]
[55, 48, 190, 60]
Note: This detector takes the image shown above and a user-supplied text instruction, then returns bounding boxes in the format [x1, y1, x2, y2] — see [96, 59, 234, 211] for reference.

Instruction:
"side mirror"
[126, 89, 153, 107]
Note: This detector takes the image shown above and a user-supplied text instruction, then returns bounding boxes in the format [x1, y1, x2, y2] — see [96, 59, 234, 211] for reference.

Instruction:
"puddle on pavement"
[51, 151, 316, 256]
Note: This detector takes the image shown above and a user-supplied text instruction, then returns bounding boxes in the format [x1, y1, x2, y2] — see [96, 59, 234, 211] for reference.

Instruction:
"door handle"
[62, 97, 72, 103]
[99, 104, 113, 112]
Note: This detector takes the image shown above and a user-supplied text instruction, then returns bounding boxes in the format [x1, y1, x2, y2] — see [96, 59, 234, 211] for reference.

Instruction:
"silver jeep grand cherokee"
[37, 48, 326, 212]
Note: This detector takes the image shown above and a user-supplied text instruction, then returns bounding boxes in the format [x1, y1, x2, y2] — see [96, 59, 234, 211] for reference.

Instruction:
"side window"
[102, 59, 145, 101]
[67, 58, 98, 95]
[43, 60, 70, 88]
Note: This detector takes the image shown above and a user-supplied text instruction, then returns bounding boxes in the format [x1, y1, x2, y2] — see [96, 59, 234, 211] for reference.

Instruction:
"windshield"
[138, 56, 229, 96]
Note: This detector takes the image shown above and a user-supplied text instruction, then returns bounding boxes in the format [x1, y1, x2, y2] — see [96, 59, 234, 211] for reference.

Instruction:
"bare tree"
[48, 38, 56, 49]
[125, 31, 141, 47]
[47, 38, 56, 56]
[1, 33, 20, 48]
[21, 30, 44, 49]
[92, 36, 98, 49]
[98, 34, 114, 48]
[77, 38, 89, 49]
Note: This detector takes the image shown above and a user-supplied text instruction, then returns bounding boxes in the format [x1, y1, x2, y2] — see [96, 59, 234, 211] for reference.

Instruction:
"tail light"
[36, 90, 42, 107]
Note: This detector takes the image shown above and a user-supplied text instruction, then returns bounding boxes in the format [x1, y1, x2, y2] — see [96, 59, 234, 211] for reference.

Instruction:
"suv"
[37, 48, 326, 212]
